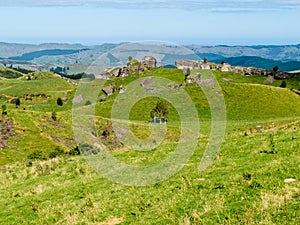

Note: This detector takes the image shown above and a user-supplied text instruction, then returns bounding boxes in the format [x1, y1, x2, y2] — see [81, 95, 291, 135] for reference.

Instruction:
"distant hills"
[208, 56, 300, 72]
[1, 42, 300, 72]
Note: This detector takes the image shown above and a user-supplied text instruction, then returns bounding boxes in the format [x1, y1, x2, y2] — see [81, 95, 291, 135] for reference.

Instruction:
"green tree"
[273, 65, 279, 74]
[15, 98, 21, 108]
[1, 105, 6, 114]
[57, 97, 63, 106]
[151, 100, 169, 119]
[203, 57, 207, 63]
[280, 80, 287, 88]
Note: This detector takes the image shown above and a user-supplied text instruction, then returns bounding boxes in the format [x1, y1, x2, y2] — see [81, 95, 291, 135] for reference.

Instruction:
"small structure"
[150, 117, 167, 124]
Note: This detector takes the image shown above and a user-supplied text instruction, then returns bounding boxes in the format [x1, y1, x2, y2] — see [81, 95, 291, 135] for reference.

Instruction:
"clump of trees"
[150, 100, 169, 120]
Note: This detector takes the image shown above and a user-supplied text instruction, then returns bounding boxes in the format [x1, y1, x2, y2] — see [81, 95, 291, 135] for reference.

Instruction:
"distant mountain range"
[0, 42, 300, 72]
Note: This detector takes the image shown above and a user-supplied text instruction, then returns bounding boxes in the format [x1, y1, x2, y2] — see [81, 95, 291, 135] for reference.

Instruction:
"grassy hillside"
[0, 119, 299, 224]
[0, 68, 299, 224]
[0, 68, 24, 79]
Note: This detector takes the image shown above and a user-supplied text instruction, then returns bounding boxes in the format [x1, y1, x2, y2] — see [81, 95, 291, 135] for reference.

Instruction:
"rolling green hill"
[0, 68, 299, 224]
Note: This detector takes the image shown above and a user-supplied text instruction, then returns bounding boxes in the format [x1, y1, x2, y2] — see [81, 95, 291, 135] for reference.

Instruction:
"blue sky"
[0, 0, 300, 45]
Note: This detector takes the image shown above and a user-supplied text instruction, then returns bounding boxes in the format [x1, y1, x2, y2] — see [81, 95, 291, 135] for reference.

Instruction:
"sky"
[0, 0, 300, 45]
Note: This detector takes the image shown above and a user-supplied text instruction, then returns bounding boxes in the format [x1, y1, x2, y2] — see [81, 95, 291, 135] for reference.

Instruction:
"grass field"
[0, 68, 299, 224]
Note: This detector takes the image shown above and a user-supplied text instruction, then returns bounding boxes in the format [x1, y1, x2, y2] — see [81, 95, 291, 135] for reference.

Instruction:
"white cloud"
[0, 0, 299, 12]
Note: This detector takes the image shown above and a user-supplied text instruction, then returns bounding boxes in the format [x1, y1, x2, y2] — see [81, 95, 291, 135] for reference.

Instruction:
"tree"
[15, 98, 21, 108]
[203, 57, 207, 63]
[57, 97, 63, 106]
[151, 100, 169, 119]
[1, 104, 6, 113]
[128, 56, 133, 62]
[221, 60, 225, 65]
[280, 80, 287, 88]
[185, 67, 191, 76]
[273, 65, 278, 74]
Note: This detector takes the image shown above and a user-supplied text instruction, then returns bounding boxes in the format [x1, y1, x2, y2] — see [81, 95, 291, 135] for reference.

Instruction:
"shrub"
[79, 143, 100, 156]
[1, 105, 6, 114]
[48, 146, 64, 159]
[68, 146, 81, 156]
[151, 99, 169, 119]
[15, 98, 21, 107]
[280, 80, 287, 88]
[51, 111, 57, 121]
[27, 150, 48, 160]
[57, 97, 63, 106]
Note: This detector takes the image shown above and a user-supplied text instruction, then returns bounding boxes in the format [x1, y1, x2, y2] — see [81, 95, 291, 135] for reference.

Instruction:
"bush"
[68, 146, 81, 156]
[51, 111, 57, 121]
[48, 146, 64, 159]
[280, 80, 287, 88]
[27, 150, 48, 160]
[151, 99, 169, 119]
[57, 97, 63, 106]
[79, 143, 100, 156]
[15, 98, 21, 107]
[1, 105, 6, 114]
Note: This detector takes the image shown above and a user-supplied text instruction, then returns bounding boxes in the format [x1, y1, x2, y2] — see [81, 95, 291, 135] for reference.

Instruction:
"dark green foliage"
[273, 65, 279, 73]
[48, 146, 64, 159]
[57, 97, 63, 106]
[12, 67, 34, 74]
[79, 143, 100, 156]
[242, 172, 252, 181]
[151, 99, 169, 119]
[51, 111, 57, 121]
[280, 80, 287, 88]
[203, 57, 207, 63]
[269, 133, 276, 153]
[68, 146, 81, 156]
[1, 105, 6, 114]
[0, 68, 23, 79]
[15, 98, 21, 107]
[27, 150, 48, 160]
